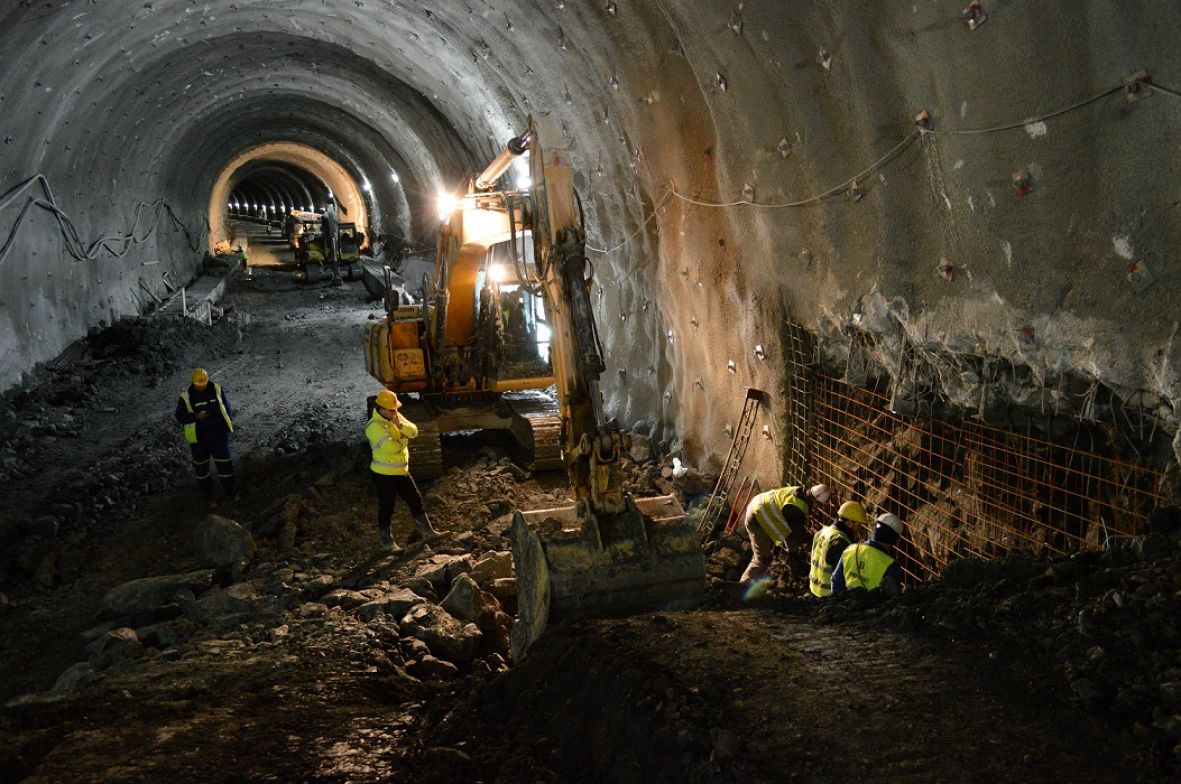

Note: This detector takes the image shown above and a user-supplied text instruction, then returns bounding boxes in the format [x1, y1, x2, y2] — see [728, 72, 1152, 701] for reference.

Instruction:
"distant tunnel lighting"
[489, 263, 509, 284]
[437, 189, 459, 220]
[362, 178, 372, 193]
[391, 171, 400, 183]
[517, 174, 533, 189]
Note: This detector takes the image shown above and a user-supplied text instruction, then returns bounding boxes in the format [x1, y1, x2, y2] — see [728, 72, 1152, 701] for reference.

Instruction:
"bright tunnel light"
[489, 263, 509, 284]
[437, 189, 459, 220]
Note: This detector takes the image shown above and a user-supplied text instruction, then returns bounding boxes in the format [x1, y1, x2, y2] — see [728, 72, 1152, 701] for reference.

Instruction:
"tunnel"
[2, 2, 1181, 782]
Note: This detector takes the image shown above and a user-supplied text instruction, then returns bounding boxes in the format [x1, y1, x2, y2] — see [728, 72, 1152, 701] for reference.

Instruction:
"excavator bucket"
[509, 495, 705, 659]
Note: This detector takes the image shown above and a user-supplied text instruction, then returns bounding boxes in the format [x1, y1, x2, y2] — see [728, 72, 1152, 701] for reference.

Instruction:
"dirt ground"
[0, 236, 1175, 782]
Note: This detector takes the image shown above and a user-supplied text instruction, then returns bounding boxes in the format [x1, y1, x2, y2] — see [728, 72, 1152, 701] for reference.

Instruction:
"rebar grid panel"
[809, 374, 1166, 582]
[784, 323, 815, 482]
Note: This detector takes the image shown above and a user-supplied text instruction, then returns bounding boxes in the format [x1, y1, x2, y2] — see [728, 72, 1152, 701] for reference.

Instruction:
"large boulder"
[136, 618, 199, 649]
[356, 588, 426, 622]
[322, 588, 370, 610]
[414, 554, 473, 589]
[186, 579, 280, 627]
[100, 569, 214, 620]
[469, 551, 514, 585]
[401, 603, 482, 663]
[194, 515, 256, 576]
[412, 654, 459, 681]
[51, 662, 96, 693]
[441, 573, 494, 623]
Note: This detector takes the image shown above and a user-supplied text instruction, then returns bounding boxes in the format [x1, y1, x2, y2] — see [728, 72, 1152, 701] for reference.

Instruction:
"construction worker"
[321, 200, 341, 287]
[366, 389, 441, 551]
[175, 368, 236, 508]
[808, 500, 868, 597]
[831, 513, 906, 597]
[739, 483, 831, 583]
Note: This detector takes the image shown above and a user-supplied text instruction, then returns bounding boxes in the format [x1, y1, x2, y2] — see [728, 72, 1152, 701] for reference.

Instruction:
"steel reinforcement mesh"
[808, 374, 1167, 582]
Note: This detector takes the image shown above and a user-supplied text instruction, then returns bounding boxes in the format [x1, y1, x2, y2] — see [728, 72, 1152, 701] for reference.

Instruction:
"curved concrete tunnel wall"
[2, 1, 1180, 480]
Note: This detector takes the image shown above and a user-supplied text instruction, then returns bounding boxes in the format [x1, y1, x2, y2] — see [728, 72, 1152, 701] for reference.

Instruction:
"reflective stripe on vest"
[809, 525, 852, 597]
[366, 410, 412, 475]
[179, 383, 233, 444]
[840, 543, 895, 591]
[748, 486, 809, 546]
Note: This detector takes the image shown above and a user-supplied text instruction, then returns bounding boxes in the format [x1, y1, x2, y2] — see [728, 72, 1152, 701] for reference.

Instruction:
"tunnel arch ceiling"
[3, 2, 1181, 476]
[211, 143, 370, 252]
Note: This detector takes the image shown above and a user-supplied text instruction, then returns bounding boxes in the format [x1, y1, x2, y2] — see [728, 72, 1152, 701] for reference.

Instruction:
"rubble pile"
[810, 506, 1181, 764]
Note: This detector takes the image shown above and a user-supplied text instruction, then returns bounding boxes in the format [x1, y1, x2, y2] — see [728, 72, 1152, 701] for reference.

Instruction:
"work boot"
[378, 527, 401, 553]
[412, 513, 441, 541]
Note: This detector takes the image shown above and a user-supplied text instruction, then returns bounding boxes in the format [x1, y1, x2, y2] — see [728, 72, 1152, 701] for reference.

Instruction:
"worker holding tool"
[739, 483, 831, 583]
[831, 513, 906, 596]
[175, 367, 236, 509]
[808, 500, 868, 597]
[366, 389, 441, 551]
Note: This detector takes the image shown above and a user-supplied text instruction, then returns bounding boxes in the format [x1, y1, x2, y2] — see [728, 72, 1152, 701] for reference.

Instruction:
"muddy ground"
[0, 236, 1178, 782]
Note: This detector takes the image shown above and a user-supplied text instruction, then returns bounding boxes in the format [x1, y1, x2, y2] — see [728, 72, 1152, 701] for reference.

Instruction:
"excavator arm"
[501, 120, 704, 659]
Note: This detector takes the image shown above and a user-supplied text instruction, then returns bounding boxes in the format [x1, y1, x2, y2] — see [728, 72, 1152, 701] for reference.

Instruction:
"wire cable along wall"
[807, 374, 1167, 583]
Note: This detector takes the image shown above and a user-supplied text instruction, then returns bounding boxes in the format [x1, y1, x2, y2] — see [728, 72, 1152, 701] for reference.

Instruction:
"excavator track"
[398, 400, 444, 480]
[504, 391, 564, 472]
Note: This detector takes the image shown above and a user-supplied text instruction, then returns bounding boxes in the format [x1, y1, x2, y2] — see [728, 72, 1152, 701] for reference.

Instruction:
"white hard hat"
[876, 513, 905, 536]
[809, 484, 831, 504]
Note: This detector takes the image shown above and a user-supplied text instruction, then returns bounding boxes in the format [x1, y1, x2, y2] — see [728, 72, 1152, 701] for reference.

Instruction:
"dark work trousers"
[190, 431, 234, 499]
[371, 472, 425, 530]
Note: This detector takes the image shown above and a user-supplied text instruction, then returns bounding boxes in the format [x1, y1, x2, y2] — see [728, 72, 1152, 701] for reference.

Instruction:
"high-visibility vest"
[839, 543, 896, 591]
[366, 409, 417, 475]
[809, 524, 853, 597]
[178, 383, 233, 445]
[747, 486, 809, 546]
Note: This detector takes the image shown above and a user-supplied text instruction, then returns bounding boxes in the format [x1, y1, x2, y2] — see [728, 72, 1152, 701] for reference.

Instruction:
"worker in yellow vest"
[831, 513, 906, 596]
[174, 367, 236, 509]
[739, 483, 831, 583]
[365, 389, 440, 551]
[808, 501, 868, 597]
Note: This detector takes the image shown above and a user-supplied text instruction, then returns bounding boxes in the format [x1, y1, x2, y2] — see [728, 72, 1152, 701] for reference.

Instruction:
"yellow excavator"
[363, 119, 703, 656]
[363, 140, 564, 477]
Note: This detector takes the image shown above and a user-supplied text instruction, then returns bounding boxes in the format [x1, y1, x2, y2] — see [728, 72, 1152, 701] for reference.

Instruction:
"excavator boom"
[501, 120, 704, 658]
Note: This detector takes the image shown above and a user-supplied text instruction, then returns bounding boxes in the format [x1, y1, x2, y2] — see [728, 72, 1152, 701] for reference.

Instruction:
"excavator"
[363, 119, 704, 657]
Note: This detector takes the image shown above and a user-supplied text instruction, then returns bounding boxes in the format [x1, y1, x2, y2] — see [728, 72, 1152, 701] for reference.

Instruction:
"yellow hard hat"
[837, 500, 868, 525]
[375, 389, 401, 411]
[191, 368, 209, 388]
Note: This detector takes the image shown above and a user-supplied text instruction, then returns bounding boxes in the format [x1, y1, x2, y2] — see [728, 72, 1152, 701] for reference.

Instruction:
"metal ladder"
[699, 388, 767, 537]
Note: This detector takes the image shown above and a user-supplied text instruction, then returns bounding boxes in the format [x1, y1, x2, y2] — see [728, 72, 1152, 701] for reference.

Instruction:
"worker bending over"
[831, 513, 906, 596]
[175, 367, 236, 509]
[809, 500, 867, 597]
[366, 390, 441, 551]
[740, 483, 831, 583]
